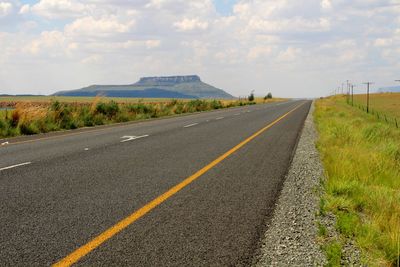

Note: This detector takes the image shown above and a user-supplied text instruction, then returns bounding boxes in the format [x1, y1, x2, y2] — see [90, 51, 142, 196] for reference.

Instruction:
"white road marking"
[234, 113, 240, 116]
[215, 117, 224, 120]
[1, 141, 9, 146]
[84, 148, 89, 151]
[184, 123, 199, 128]
[0, 162, 32, 171]
[120, 135, 149, 143]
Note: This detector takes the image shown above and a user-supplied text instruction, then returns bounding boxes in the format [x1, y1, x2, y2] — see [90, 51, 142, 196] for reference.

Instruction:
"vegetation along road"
[0, 100, 310, 266]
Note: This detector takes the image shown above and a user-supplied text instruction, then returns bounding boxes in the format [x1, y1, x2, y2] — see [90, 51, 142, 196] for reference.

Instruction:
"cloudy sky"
[0, 0, 399, 97]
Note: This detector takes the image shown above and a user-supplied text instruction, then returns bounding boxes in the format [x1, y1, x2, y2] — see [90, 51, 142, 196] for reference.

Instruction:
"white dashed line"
[120, 135, 149, 143]
[84, 148, 89, 151]
[0, 162, 32, 171]
[215, 117, 224, 120]
[184, 123, 199, 128]
[234, 113, 240, 116]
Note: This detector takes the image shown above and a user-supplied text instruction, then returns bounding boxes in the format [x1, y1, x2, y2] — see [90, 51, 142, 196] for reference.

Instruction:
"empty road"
[0, 100, 311, 266]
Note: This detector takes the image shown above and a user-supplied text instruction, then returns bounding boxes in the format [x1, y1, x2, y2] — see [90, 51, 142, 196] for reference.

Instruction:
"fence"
[347, 100, 399, 128]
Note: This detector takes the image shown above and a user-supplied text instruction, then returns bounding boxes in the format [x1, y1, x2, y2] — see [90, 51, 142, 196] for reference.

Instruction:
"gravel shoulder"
[255, 101, 327, 266]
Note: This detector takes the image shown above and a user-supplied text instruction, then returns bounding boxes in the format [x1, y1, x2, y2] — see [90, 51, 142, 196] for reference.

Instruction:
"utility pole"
[346, 80, 350, 103]
[341, 83, 344, 94]
[351, 84, 356, 106]
[363, 82, 374, 113]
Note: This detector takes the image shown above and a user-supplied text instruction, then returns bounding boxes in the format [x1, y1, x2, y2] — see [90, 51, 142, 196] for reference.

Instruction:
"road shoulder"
[255, 101, 327, 266]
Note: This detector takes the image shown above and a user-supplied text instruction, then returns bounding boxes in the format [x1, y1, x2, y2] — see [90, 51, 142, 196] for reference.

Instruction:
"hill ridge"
[54, 75, 234, 99]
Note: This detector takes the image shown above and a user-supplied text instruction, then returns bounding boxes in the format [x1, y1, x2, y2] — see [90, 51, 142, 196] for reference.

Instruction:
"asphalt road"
[0, 100, 311, 266]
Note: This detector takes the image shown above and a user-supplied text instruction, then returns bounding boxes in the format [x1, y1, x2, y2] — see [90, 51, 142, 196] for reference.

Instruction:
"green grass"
[315, 96, 400, 266]
[324, 241, 343, 267]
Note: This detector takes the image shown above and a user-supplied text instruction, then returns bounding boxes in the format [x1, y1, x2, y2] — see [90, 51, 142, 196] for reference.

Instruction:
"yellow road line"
[53, 102, 306, 267]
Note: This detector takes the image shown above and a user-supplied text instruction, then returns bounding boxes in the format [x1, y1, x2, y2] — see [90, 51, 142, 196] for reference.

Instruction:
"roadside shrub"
[19, 121, 39, 135]
[116, 113, 130, 122]
[187, 99, 208, 112]
[50, 100, 61, 111]
[173, 102, 185, 114]
[166, 99, 178, 107]
[96, 101, 119, 117]
[10, 110, 20, 127]
[210, 100, 223, 109]
[248, 93, 255, 101]
[93, 114, 106, 125]
[126, 103, 153, 114]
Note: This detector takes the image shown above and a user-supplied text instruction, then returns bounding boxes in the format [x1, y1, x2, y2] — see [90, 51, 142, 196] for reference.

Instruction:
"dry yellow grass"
[0, 96, 180, 104]
[352, 93, 400, 118]
[14, 102, 47, 122]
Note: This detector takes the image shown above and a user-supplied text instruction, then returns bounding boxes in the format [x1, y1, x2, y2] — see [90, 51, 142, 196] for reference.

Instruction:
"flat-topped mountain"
[136, 75, 201, 86]
[53, 75, 234, 99]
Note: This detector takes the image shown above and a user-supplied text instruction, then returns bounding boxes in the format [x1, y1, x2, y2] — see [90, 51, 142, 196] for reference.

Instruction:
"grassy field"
[0, 97, 285, 138]
[0, 96, 284, 106]
[0, 96, 188, 104]
[351, 93, 400, 118]
[315, 96, 400, 266]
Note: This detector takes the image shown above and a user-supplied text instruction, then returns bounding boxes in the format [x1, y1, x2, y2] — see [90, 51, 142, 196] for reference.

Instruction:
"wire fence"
[347, 99, 399, 128]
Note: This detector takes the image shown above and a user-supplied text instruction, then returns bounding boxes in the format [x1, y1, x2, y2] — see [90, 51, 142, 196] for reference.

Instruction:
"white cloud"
[1, 0, 400, 97]
[277, 47, 301, 62]
[65, 16, 135, 37]
[81, 54, 102, 64]
[374, 38, 392, 47]
[0, 2, 12, 17]
[19, 4, 30, 15]
[173, 18, 209, 31]
[30, 0, 88, 19]
[247, 45, 273, 60]
[321, 0, 332, 10]
[23, 31, 66, 55]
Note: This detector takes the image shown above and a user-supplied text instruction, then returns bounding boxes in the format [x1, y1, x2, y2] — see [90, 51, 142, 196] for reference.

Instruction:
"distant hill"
[377, 86, 400, 93]
[53, 75, 234, 99]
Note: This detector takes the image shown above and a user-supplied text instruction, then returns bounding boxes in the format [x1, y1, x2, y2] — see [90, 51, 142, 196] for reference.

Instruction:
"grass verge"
[0, 98, 275, 138]
[315, 96, 400, 266]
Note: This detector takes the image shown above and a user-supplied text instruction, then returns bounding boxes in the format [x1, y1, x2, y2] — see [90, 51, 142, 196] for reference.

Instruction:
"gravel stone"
[255, 101, 327, 266]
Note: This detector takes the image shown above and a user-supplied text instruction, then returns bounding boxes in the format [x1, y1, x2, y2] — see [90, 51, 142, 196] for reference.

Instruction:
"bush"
[248, 93, 255, 101]
[210, 100, 223, 109]
[19, 121, 39, 135]
[50, 100, 61, 111]
[10, 110, 20, 127]
[96, 101, 119, 117]
[126, 103, 153, 114]
[264, 93, 273, 100]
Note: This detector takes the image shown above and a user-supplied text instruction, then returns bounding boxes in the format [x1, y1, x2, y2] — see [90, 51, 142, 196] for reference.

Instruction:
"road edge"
[254, 101, 327, 266]
[0, 101, 288, 145]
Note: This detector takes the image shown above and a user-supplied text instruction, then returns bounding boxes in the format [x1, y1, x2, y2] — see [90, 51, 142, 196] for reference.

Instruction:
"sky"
[0, 0, 399, 98]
